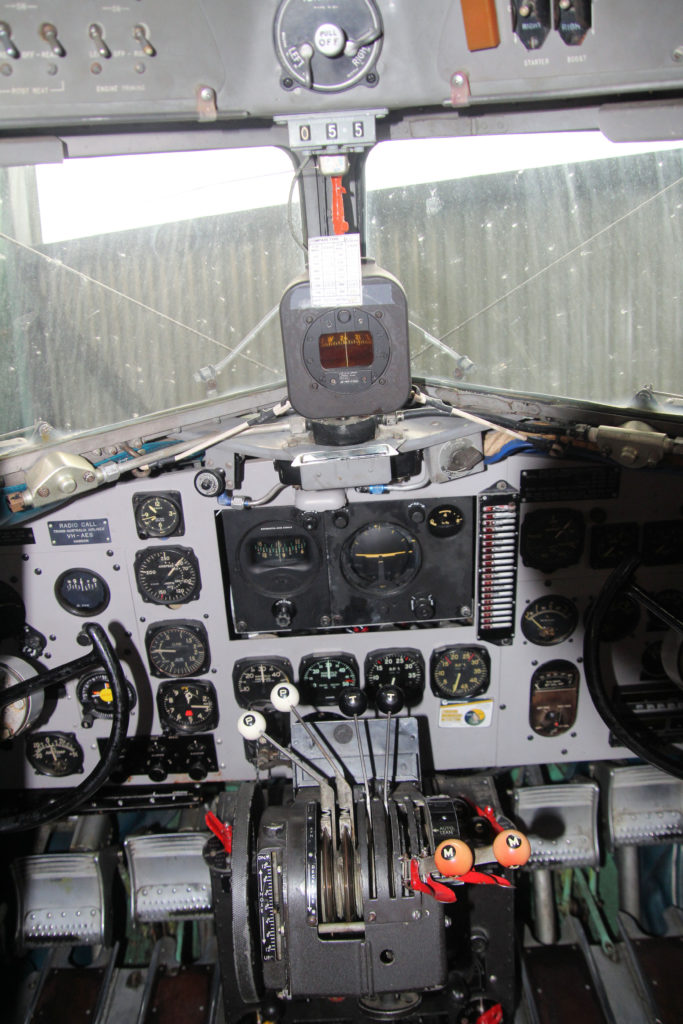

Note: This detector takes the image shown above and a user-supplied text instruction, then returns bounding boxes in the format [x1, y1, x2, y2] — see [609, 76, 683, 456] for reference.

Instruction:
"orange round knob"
[434, 838, 474, 876]
[492, 829, 531, 867]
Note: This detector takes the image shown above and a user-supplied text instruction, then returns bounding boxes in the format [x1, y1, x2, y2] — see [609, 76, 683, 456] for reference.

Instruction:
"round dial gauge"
[595, 591, 640, 643]
[521, 508, 584, 572]
[133, 493, 183, 538]
[521, 596, 579, 646]
[146, 621, 210, 678]
[157, 680, 218, 734]
[77, 669, 137, 719]
[342, 522, 421, 593]
[299, 654, 359, 706]
[232, 658, 294, 709]
[26, 732, 84, 777]
[430, 646, 491, 701]
[589, 522, 639, 569]
[134, 546, 201, 605]
[364, 649, 425, 705]
[427, 504, 465, 538]
[54, 568, 110, 617]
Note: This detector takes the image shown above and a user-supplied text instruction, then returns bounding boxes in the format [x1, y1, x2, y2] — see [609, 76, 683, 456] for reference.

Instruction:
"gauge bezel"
[145, 619, 211, 678]
[427, 504, 465, 538]
[54, 567, 110, 617]
[341, 520, 421, 595]
[132, 491, 184, 539]
[299, 653, 359, 706]
[364, 648, 425, 704]
[430, 645, 491, 701]
[520, 595, 579, 646]
[156, 679, 219, 734]
[134, 545, 201, 605]
[520, 507, 585, 572]
[77, 669, 137, 719]
[26, 731, 84, 777]
[232, 657, 294, 709]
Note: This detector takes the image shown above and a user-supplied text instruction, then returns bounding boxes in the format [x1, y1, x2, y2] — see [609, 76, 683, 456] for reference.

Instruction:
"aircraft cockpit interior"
[1, 3, 682, 1022]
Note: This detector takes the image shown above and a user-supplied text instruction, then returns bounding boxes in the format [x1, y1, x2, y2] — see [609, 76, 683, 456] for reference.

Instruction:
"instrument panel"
[1, 449, 683, 790]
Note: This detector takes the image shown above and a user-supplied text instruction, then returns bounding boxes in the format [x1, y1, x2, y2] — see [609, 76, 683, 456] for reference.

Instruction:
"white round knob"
[270, 682, 300, 713]
[314, 23, 346, 58]
[238, 710, 266, 740]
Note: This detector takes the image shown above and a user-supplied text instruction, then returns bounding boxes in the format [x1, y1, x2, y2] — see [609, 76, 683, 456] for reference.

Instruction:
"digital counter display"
[250, 536, 309, 565]
[319, 331, 373, 369]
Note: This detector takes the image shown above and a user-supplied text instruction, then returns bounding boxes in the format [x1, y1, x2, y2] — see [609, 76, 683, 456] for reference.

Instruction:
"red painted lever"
[331, 176, 349, 235]
[205, 811, 232, 853]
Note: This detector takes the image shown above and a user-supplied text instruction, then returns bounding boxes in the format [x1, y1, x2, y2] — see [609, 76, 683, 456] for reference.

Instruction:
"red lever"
[331, 176, 349, 235]
[457, 870, 511, 888]
[409, 858, 457, 903]
[477, 1004, 503, 1024]
[205, 811, 232, 853]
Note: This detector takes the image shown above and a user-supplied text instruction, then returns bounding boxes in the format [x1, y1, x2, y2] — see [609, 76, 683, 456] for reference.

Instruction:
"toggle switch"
[133, 24, 156, 58]
[89, 24, 111, 60]
[40, 23, 66, 58]
[555, 0, 591, 46]
[0, 22, 19, 59]
[512, 0, 550, 51]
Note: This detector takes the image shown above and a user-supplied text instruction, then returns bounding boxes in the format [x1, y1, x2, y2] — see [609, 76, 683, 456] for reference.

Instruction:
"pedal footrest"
[124, 833, 212, 922]
[607, 764, 683, 846]
[11, 852, 111, 949]
[514, 783, 599, 867]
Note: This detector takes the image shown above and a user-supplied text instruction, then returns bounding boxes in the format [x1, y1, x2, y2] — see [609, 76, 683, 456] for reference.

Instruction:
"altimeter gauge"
[145, 620, 210, 678]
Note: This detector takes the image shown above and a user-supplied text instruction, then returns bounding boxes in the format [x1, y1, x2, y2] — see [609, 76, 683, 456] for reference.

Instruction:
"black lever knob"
[339, 687, 368, 718]
[376, 684, 404, 716]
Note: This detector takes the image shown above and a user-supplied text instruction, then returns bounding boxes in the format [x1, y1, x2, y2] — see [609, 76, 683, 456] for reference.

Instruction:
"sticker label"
[308, 233, 362, 308]
[439, 699, 493, 728]
[48, 518, 111, 546]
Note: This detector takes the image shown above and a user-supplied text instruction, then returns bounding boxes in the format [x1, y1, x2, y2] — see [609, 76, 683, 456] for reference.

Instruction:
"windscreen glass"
[365, 133, 683, 413]
[0, 146, 303, 456]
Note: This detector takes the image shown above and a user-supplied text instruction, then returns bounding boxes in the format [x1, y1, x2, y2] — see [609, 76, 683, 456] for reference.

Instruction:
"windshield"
[366, 133, 683, 412]
[0, 146, 303, 454]
[1, 133, 681, 459]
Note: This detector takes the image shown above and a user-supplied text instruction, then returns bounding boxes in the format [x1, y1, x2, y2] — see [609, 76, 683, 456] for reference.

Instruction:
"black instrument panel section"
[220, 498, 475, 635]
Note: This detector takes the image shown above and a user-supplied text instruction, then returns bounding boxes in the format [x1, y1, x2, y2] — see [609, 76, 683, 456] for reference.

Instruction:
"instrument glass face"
[133, 493, 183, 539]
[521, 596, 579, 646]
[77, 670, 137, 719]
[54, 569, 110, 617]
[299, 654, 359, 705]
[342, 522, 421, 593]
[157, 680, 218, 733]
[520, 508, 584, 571]
[430, 646, 491, 700]
[364, 648, 425, 704]
[145, 621, 210, 678]
[232, 658, 294, 709]
[134, 547, 201, 605]
[26, 732, 84, 777]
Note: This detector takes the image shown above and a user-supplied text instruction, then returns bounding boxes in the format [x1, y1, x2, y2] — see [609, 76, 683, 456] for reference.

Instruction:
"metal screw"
[199, 87, 213, 102]
[83, 471, 96, 483]
[673, 47, 683, 62]
[452, 73, 466, 87]
[37, 486, 50, 498]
